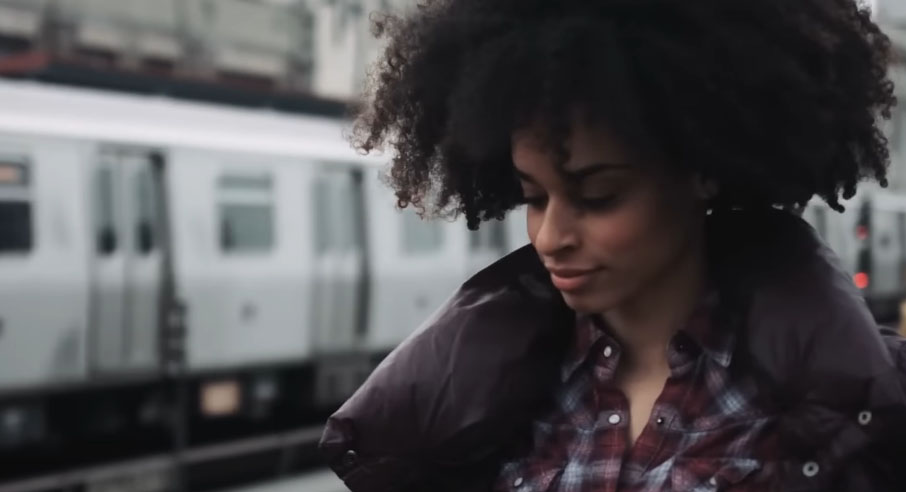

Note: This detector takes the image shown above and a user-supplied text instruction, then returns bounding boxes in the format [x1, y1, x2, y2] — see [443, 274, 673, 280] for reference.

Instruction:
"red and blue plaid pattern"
[494, 296, 777, 491]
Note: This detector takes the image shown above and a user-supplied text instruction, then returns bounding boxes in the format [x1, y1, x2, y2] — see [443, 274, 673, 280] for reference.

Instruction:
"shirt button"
[603, 345, 614, 358]
[656, 416, 665, 426]
[802, 461, 820, 478]
[608, 413, 622, 425]
[513, 477, 524, 487]
[858, 410, 872, 426]
[709, 476, 718, 486]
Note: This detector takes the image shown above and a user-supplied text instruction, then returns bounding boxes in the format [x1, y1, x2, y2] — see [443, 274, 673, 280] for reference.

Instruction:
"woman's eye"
[522, 196, 547, 208]
[578, 195, 618, 210]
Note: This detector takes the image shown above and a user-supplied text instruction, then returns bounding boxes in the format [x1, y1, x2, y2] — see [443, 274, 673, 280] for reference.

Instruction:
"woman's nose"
[531, 198, 579, 256]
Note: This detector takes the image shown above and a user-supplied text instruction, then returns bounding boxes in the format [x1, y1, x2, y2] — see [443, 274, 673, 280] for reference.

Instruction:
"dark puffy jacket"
[320, 209, 906, 492]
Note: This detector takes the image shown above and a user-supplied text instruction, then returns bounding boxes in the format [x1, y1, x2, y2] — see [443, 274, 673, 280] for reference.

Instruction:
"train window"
[134, 166, 157, 254]
[218, 173, 275, 253]
[94, 166, 118, 255]
[220, 204, 274, 252]
[469, 220, 506, 251]
[402, 209, 443, 254]
[0, 202, 32, 252]
[0, 159, 32, 253]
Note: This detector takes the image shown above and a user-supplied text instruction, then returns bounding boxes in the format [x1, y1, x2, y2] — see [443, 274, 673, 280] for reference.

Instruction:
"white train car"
[0, 79, 527, 473]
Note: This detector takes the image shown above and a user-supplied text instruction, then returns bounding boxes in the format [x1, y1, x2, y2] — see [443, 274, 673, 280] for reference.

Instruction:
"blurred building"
[0, 0, 900, 153]
[0, 0, 407, 115]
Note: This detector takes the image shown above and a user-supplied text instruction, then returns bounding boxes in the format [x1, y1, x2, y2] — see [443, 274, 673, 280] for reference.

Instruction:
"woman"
[320, 0, 906, 490]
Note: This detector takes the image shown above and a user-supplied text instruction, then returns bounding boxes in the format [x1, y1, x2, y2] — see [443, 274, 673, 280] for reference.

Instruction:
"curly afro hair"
[353, 0, 897, 230]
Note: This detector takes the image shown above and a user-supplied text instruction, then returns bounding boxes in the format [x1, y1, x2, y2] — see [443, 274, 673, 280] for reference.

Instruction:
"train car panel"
[870, 203, 903, 297]
[865, 191, 906, 312]
[465, 219, 509, 278]
[0, 134, 91, 391]
[464, 206, 530, 276]
[503, 206, 530, 254]
[362, 168, 469, 353]
[168, 149, 313, 370]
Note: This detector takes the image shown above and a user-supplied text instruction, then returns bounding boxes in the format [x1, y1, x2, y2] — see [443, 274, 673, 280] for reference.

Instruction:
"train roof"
[0, 79, 386, 166]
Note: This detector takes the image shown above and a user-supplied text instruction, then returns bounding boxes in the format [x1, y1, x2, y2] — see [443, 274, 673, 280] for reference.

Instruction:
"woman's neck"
[602, 240, 706, 374]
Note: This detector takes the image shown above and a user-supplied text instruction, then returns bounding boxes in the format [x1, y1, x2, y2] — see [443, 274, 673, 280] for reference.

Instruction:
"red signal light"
[856, 225, 869, 241]
[854, 272, 869, 289]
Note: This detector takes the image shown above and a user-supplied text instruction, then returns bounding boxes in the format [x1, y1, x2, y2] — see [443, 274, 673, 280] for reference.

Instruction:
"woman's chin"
[558, 289, 620, 315]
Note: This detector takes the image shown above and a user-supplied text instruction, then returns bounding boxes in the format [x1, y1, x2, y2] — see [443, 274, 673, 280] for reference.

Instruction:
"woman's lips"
[548, 267, 602, 292]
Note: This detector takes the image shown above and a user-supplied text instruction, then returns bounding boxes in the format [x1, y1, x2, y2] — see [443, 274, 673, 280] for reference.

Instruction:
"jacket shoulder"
[708, 209, 891, 385]
[709, 210, 906, 490]
[319, 246, 571, 492]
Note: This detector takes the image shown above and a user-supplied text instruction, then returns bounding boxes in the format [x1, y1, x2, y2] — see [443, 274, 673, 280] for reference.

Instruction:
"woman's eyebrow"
[562, 162, 631, 180]
[513, 162, 630, 184]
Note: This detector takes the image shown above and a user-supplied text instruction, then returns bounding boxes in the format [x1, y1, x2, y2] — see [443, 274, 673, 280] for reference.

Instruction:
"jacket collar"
[705, 209, 894, 390]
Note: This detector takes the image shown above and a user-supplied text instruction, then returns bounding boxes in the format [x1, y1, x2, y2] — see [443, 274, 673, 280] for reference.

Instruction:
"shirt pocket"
[676, 414, 775, 459]
[495, 458, 563, 492]
[670, 457, 762, 492]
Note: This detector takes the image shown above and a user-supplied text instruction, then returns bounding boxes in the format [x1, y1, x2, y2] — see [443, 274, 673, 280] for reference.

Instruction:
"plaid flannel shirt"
[495, 294, 777, 491]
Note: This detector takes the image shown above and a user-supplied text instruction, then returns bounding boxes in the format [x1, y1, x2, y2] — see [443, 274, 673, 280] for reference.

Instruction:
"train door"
[309, 167, 366, 353]
[309, 166, 369, 407]
[124, 154, 162, 369]
[361, 169, 468, 354]
[90, 147, 162, 375]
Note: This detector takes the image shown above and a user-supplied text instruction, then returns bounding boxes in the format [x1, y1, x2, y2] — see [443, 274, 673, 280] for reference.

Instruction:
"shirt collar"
[680, 289, 735, 368]
[561, 313, 605, 382]
[561, 289, 735, 382]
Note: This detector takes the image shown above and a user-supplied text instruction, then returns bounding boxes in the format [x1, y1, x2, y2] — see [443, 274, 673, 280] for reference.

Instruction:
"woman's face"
[512, 122, 707, 314]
